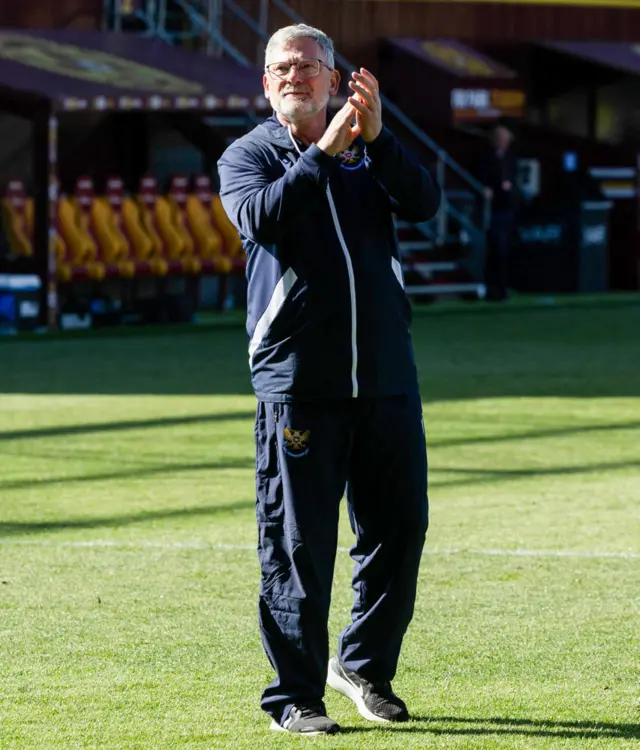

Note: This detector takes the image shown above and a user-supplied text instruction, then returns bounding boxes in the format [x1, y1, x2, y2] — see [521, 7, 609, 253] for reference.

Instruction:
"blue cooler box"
[0, 274, 41, 332]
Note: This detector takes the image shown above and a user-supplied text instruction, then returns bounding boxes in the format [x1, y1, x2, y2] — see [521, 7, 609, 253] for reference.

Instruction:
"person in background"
[476, 123, 519, 302]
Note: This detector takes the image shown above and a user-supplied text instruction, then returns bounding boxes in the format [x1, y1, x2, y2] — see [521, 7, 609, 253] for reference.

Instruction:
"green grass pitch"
[1, 296, 639, 748]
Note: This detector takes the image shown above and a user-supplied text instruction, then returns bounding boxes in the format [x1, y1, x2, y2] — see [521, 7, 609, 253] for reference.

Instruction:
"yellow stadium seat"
[105, 176, 168, 276]
[58, 195, 105, 281]
[2, 181, 79, 281]
[186, 193, 223, 258]
[212, 192, 243, 259]
[167, 175, 201, 273]
[72, 176, 134, 278]
[137, 175, 199, 274]
[187, 175, 231, 273]
[2, 181, 33, 257]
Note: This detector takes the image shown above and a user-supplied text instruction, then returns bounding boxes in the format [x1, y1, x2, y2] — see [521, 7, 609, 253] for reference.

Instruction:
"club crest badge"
[336, 145, 365, 171]
[283, 427, 311, 457]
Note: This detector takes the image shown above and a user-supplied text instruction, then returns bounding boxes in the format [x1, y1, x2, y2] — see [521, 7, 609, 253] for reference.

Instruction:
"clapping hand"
[348, 68, 382, 143]
[317, 102, 361, 156]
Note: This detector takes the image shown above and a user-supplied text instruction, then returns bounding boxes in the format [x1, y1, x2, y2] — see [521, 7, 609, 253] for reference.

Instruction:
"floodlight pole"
[34, 106, 58, 331]
[47, 115, 59, 332]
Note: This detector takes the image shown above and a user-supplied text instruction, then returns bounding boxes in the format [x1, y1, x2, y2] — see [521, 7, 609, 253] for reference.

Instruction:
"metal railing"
[172, 0, 251, 65]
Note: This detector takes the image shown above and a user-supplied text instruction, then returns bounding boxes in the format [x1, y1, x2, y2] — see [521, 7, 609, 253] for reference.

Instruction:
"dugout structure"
[0, 28, 271, 330]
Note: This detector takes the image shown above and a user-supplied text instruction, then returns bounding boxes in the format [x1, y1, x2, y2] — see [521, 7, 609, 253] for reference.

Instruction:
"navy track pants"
[254, 392, 428, 724]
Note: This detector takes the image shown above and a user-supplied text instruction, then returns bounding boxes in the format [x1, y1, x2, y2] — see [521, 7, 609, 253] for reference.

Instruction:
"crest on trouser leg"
[283, 427, 310, 457]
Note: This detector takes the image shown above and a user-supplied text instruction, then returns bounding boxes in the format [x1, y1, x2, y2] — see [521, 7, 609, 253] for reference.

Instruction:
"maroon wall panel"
[0, 0, 103, 31]
[226, 1, 640, 71]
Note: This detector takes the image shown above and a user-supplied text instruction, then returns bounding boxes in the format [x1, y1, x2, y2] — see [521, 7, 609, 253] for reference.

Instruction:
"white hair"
[264, 24, 335, 69]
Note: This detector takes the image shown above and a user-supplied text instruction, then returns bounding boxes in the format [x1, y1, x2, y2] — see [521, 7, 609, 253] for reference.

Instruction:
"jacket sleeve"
[365, 127, 441, 223]
[217, 140, 339, 246]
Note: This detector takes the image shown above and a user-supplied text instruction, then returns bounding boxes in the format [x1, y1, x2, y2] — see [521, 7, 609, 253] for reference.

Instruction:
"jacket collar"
[254, 110, 334, 151]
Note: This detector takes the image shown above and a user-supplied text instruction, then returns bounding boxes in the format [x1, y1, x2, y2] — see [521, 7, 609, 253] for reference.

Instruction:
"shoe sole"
[269, 719, 338, 736]
[326, 664, 391, 724]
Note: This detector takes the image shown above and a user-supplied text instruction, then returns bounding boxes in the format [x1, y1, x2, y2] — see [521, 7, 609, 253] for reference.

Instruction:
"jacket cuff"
[364, 126, 395, 157]
[300, 144, 340, 182]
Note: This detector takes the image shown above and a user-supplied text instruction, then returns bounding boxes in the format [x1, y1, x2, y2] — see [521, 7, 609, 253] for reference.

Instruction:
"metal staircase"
[106, 0, 489, 300]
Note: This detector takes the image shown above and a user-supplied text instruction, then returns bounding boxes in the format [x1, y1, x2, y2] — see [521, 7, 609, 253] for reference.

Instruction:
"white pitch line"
[0, 539, 638, 559]
[0, 539, 256, 551]
[467, 548, 640, 560]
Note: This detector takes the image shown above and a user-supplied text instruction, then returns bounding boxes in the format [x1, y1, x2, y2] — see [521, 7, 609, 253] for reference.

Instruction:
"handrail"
[104, 0, 184, 44]
[446, 202, 483, 238]
[224, 0, 266, 38]
[173, 0, 252, 66]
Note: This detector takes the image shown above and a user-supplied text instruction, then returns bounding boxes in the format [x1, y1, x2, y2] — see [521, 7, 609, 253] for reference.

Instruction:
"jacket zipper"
[325, 184, 358, 398]
[287, 127, 359, 398]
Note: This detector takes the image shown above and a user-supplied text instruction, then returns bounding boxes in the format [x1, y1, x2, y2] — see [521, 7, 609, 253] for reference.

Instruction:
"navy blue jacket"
[217, 112, 441, 402]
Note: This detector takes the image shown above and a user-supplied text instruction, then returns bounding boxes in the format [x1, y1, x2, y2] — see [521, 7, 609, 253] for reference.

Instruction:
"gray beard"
[274, 95, 327, 123]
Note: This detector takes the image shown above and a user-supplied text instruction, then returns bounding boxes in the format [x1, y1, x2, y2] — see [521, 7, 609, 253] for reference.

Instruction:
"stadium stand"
[76, 176, 137, 279]
[180, 174, 226, 274]
[105, 176, 168, 277]
[2, 175, 244, 283]
[2, 180, 77, 281]
[136, 175, 195, 276]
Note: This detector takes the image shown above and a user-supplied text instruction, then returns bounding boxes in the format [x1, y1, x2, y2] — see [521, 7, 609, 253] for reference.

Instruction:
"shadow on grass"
[430, 457, 640, 490]
[338, 715, 640, 739]
[0, 458, 254, 494]
[431, 420, 640, 450]
[0, 411, 255, 442]
[0, 497, 254, 537]
[2, 449, 638, 499]
[1, 411, 638, 451]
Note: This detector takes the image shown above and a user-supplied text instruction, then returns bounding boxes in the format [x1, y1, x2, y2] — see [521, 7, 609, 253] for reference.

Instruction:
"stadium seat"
[136, 177, 165, 260]
[58, 190, 106, 281]
[2, 174, 243, 283]
[208, 181, 245, 269]
[105, 176, 167, 276]
[137, 175, 200, 274]
[187, 175, 231, 273]
[2, 181, 33, 258]
[2, 180, 72, 281]
[50, 204, 75, 283]
[73, 176, 135, 278]
[1, 179, 94, 282]
[167, 175, 205, 274]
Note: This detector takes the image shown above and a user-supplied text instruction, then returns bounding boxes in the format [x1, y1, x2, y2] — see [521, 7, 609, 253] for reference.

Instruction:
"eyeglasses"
[265, 58, 332, 80]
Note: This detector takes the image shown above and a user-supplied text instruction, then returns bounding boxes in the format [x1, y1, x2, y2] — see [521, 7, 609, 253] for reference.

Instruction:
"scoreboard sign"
[451, 87, 526, 121]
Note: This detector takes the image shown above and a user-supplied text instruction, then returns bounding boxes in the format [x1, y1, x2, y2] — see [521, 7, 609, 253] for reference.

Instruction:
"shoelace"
[371, 681, 397, 700]
[297, 703, 326, 719]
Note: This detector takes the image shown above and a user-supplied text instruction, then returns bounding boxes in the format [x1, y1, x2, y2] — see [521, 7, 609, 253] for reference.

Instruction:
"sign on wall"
[451, 88, 526, 121]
